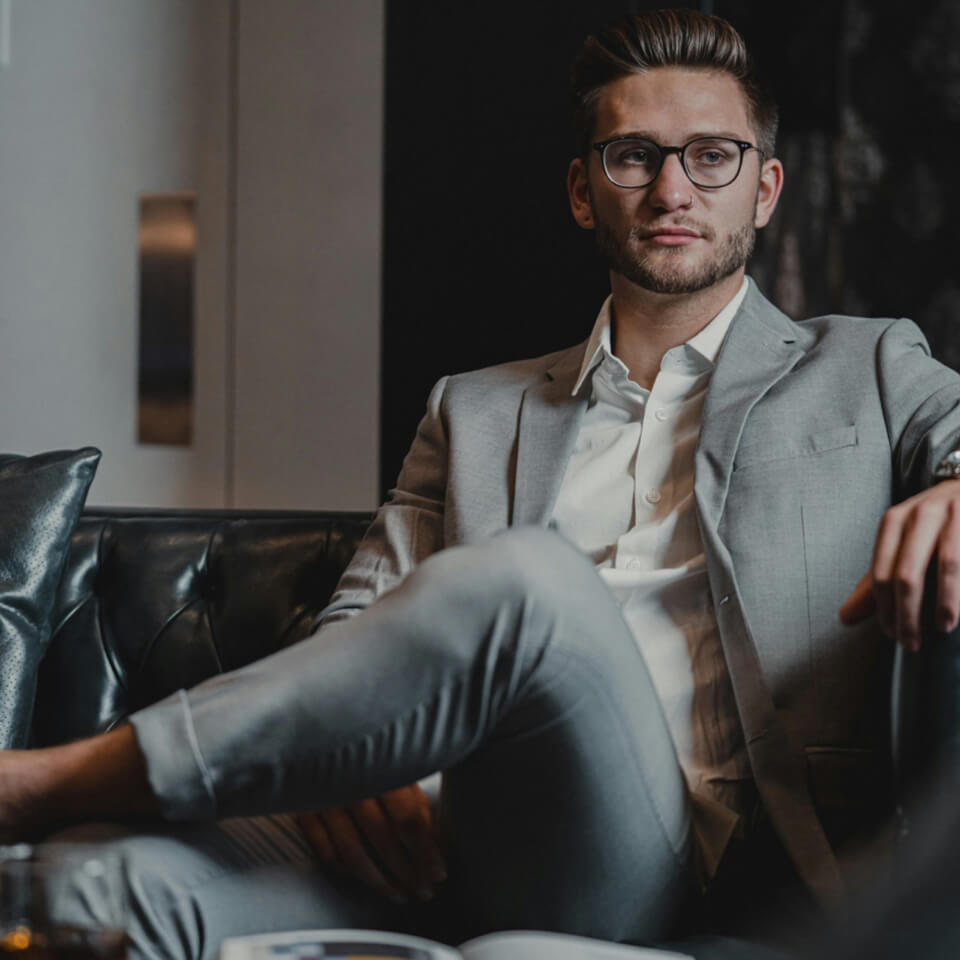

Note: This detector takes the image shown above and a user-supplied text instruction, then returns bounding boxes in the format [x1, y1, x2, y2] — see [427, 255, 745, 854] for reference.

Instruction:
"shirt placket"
[629, 363, 694, 567]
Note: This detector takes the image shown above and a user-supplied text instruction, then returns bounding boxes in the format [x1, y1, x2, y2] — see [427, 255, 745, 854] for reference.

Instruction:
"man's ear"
[567, 157, 595, 230]
[754, 156, 784, 229]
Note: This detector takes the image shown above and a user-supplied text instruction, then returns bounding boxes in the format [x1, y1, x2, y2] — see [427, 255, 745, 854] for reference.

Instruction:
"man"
[5, 8, 960, 958]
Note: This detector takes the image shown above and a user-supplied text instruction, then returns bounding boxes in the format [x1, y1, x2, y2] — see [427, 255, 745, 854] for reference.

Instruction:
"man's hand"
[839, 478, 960, 650]
[296, 784, 446, 904]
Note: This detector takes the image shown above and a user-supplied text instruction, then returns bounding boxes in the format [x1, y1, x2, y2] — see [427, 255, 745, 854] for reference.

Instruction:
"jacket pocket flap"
[735, 425, 858, 469]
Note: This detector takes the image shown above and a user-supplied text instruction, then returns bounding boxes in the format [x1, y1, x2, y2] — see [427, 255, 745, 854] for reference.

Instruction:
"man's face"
[567, 67, 782, 296]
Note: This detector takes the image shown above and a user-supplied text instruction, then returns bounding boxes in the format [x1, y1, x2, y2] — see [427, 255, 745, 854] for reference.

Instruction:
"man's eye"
[621, 150, 651, 165]
[697, 150, 725, 164]
[691, 142, 736, 166]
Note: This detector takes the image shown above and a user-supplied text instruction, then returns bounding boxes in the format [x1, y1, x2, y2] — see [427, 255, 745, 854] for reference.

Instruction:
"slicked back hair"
[570, 9, 778, 161]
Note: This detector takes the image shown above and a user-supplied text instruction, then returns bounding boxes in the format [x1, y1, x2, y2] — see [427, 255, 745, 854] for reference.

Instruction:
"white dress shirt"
[551, 278, 750, 877]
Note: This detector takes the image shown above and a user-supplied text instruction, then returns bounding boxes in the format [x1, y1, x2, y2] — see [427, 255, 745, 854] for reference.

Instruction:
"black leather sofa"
[36, 508, 374, 747]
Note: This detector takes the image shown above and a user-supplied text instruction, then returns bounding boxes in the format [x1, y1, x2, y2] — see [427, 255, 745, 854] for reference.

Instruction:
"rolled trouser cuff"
[129, 689, 218, 820]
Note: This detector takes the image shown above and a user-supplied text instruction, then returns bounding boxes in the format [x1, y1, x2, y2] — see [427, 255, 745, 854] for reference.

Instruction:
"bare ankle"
[0, 727, 156, 836]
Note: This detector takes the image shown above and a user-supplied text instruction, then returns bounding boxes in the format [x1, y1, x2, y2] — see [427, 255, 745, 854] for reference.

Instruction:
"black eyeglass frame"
[591, 136, 762, 190]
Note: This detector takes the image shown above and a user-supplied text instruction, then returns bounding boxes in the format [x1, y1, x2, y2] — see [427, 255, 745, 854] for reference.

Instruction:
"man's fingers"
[296, 811, 337, 865]
[858, 482, 960, 647]
[295, 784, 445, 905]
[889, 509, 941, 650]
[838, 570, 875, 625]
[320, 806, 407, 904]
[349, 797, 428, 900]
[871, 506, 906, 639]
[936, 502, 960, 632]
[875, 500, 944, 650]
[379, 785, 447, 884]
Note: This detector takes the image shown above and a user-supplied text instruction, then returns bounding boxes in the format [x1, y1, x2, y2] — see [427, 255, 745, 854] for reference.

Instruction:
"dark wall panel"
[382, 1, 649, 495]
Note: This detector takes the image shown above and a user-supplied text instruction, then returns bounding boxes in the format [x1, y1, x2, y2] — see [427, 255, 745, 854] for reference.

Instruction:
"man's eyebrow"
[600, 130, 750, 142]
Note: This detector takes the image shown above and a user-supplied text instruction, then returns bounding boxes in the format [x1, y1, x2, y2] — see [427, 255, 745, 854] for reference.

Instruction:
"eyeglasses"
[592, 136, 760, 189]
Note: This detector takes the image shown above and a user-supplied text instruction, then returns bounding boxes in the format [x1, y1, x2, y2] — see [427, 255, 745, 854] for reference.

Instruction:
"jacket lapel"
[512, 344, 589, 527]
[695, 281, 805, 531]
[693, 284, 845, 899]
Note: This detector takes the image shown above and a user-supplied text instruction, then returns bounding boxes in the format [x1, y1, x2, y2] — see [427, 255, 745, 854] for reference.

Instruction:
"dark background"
[381, 0, 960, 495]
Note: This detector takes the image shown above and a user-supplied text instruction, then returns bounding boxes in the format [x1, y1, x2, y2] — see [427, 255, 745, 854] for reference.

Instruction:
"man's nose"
[646, 153, 693, 211]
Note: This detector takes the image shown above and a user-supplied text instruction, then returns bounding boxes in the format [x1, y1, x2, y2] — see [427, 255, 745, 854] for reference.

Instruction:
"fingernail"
[416, 886, 434, 902]
[430, 863, 447, 883]
[387, 890, 408, 905]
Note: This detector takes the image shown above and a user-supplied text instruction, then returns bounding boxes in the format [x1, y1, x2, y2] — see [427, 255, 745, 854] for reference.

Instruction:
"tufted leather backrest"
[33, 509, 373, 747]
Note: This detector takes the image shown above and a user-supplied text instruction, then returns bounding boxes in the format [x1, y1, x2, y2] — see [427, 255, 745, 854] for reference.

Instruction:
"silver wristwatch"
[933, 449, 960, 482]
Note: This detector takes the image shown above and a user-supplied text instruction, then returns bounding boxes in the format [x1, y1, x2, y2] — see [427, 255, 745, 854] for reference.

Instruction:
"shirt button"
[626, 557, 643, 570]
[654, 408, 668, 422]
[719, 594, 731, 606]
[644, 488, 662, 505]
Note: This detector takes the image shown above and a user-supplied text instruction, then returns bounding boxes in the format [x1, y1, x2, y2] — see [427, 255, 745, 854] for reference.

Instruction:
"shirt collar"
[571, 276, 749, 396]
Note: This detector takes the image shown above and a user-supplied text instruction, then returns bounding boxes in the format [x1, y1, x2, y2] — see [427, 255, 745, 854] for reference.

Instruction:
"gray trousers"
[45, 528, 695, 959]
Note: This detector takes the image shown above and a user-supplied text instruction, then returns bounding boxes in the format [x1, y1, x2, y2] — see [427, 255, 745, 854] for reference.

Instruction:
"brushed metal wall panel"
[138, 193, 196, 446]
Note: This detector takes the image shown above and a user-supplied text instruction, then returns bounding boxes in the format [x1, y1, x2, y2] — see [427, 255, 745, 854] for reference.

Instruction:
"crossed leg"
[8, 528, 695, 958]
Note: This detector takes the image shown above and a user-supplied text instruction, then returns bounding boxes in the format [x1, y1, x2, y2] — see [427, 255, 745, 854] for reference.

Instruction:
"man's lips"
[638, 226, 703, 246]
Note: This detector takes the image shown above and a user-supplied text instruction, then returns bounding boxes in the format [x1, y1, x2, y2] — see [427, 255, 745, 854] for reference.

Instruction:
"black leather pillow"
[0, 447, 100, 748]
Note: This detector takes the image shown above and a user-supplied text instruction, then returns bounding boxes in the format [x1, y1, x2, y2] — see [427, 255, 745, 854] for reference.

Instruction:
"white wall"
[0, 0, 230, 506]
[232, 0, 382, 510]
[0, 0, 383, 510]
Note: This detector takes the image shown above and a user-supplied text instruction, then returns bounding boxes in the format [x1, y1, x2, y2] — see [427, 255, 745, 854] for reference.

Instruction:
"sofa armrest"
[891, 561, 960, 831]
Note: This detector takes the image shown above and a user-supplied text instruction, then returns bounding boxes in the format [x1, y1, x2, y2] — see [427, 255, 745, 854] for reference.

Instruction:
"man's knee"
[417, 525, 598, 613]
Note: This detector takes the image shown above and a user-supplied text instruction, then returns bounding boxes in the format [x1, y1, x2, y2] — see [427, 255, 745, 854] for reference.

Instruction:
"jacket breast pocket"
[734, 425, 859, 471]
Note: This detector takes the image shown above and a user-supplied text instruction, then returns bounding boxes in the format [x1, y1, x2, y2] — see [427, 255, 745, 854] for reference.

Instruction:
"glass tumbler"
[0, 844, 127, 960]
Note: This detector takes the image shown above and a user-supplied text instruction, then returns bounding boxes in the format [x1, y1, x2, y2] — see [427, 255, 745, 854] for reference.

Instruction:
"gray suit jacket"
[318, 279, 960, 902]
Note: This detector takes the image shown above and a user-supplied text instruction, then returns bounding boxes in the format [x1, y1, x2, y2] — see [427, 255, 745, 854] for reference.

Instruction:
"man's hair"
[570, 8, 778, 161]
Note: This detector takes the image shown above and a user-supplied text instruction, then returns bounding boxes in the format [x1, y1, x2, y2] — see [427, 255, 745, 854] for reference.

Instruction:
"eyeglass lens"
[602, 137, 744, 188]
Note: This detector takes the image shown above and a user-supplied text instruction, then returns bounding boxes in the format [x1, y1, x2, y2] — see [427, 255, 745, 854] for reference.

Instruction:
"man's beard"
[594, 214, 756, 295]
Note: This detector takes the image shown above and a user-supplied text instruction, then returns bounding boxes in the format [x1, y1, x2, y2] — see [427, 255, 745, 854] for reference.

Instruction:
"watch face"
[936, 451, 960, 478]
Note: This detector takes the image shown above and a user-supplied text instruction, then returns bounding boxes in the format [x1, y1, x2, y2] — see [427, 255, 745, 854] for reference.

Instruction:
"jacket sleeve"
[313, 376, 450, 630]
[877, 318, 960, 497]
